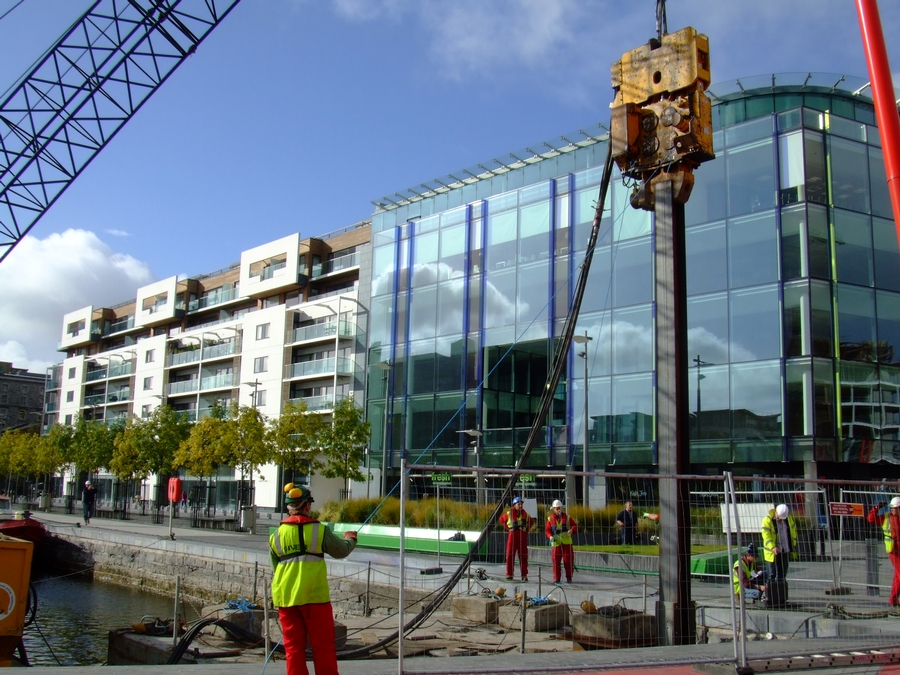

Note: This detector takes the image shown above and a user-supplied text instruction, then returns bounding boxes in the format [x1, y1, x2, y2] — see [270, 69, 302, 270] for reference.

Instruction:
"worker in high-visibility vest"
[270, 484, 357, 675]
[733, 543, 766, 601]
[545, 499, 578, 584]
[498, 496, 534, 581]
[761, 503, 797, 581]
[867, 496, 900, 606]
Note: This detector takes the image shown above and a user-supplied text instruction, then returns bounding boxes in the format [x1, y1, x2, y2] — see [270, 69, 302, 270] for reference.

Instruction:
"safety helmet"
[775, 504, 789, 519]
[284, 485, 314, 505]
[85, 480, 91, 486]
[890, 497, 900, 509]
[745, 543, 757, 557]
[551, 499, 563, 508]
[512, 496, 523, 506]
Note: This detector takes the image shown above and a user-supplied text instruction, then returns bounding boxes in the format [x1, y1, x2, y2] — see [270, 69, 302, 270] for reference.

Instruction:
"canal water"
[22, 572, 200, 666]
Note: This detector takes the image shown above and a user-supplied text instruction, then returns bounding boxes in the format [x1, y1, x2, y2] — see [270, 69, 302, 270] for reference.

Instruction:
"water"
[22, 572, 200, 666]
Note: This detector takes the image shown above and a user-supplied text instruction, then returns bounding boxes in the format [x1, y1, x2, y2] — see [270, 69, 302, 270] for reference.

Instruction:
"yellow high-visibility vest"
[270, 521, 328, 607]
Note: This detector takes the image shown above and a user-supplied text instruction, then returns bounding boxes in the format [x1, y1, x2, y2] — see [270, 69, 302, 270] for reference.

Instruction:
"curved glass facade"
[367, 73, 899, 486]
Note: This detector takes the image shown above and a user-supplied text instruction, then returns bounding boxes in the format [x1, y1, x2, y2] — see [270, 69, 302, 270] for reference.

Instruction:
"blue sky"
[1, 0, 899, 372]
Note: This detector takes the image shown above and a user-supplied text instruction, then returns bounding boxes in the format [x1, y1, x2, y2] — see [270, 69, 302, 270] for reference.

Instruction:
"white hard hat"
[775, 504, 789, 518]
[551, 499, 563, 508]
[890, 497, 900, 509]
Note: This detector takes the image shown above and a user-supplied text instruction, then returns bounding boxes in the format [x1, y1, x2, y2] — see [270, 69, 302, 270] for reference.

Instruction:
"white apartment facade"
[46, 224, 371, 513]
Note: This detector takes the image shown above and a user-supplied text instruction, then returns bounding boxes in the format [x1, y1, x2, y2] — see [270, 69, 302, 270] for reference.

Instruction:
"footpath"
[21, 509, 900, 675]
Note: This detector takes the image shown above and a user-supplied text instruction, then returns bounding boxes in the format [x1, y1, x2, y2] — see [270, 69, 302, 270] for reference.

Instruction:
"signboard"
[829, 502, 864, 517]
[518, 473, 536, 484]
[431, 471, 452, 486]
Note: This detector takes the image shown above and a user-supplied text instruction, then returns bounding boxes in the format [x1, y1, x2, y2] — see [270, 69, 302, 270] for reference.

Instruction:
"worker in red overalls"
[545, 499, 578, 584]
[498, 496, 534, 581]
[868, 496, 900, 606]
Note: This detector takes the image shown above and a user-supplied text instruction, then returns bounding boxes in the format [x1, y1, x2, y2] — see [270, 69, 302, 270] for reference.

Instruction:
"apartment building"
[0, 362, 45, 432]
[46, 224, 370, 510]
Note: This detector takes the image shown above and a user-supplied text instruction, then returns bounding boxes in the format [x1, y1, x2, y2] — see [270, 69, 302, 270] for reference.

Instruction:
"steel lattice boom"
[0, 0, 242, 263]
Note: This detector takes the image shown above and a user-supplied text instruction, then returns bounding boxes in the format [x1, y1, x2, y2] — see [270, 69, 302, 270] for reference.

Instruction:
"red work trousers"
[505, 529, 529, 579]
[278, 603, 338, 675]
[890, 552, 900, 606]
[551, 544, 574, 582]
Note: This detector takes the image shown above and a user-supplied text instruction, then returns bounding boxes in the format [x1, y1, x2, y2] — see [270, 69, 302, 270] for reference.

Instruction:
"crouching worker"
[733, 543, 766, 602]
[270, 484, 357, 675]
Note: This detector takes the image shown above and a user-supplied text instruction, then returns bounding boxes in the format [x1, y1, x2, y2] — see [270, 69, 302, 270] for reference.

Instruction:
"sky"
[1, 0, 899, 374]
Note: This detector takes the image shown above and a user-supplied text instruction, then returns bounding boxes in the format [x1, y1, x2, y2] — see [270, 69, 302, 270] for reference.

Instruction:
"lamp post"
[372, 362, 392, 497]
[692, 356, 712, 439]
[573, 331, 593, 507]
[242, 379, 261, 534]
[459, 429, 484, 505]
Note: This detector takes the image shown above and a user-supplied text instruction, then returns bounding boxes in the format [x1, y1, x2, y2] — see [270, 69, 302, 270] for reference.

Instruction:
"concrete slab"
[498, 601, 568, 632]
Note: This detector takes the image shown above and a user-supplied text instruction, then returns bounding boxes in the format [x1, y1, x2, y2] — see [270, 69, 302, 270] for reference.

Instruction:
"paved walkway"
[20, 508, 900, 675]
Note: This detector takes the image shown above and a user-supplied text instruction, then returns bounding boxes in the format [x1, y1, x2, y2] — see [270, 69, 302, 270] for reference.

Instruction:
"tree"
[174, 405, 230, 482]
[70, 415, 122, 479]
[221, 404, 271, 482]
[111, 407, 192, 482]
[319, 398, 371, 496]
[267, 401, 327, 483]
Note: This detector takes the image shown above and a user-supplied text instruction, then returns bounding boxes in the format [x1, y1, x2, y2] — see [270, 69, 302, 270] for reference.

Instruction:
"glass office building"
[365, 73, 899, 495]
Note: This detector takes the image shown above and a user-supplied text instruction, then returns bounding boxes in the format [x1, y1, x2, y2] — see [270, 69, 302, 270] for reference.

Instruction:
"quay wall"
[42, 530, 452, 617]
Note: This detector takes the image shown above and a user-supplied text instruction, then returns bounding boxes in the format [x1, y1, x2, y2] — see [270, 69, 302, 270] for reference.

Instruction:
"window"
[68, 367, 76, 379]
[143, 377, 153, 391]
[18, 409, 26, 421]
[254, 356, 268, 373]
[64, 414, 73, 425]
[256, 323, 270, 340]
[145, 349, 155, 363]
[256, 390, 267, 407]
[66, 391, 74, 402]
[141, 404, 152, 418]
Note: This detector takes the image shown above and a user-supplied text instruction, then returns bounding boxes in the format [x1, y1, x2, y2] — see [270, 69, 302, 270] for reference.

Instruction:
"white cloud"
[0, 229, 154, 372]
[105, 228, 130, 237]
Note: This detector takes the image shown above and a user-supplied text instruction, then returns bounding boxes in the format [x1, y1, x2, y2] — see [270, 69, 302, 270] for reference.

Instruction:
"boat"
[0, 497, 46, 548]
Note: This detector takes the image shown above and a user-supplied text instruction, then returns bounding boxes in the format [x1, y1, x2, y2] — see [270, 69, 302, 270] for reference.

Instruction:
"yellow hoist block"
[610, 26, 715, 210]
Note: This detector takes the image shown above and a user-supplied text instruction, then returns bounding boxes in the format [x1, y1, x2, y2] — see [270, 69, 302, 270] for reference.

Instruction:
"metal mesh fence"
[391, 466, 900, 668]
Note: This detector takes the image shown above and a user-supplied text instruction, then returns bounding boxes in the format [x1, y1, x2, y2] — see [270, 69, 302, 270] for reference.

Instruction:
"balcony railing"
[200, 373, 235, 391]
[168, 379, 200, 396]
[188, 286, 239, 312]
[106, 316, 134, 335]
[168, 349, 200, 367]
[285, 357, 353, 379]
[83, 390, 131, 406]
[289, 320, 354, 344]
[203, 341, 237, 360]
[287, 395, 334, 412]
[108, 362, 134, 379]
[311, 251, 358, 277]
[85, 368, 108, 382]
[259, 262, 287, 281]
[45, 401, 59, 413]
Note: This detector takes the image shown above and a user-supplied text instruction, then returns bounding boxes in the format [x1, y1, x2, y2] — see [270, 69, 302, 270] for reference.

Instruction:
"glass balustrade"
[106, 316, 134, 335]
[288, 395, 333, 411]
[168, 349, 200, 367]
[108, 362, 134, 379]
[188, 287, 239, 312]
[168, 379, 199, 396]
[311, 252, 358, 277]
[200, 373, 235, 390]
[203, 341, 236, 360]
[289, 320, 354, 344]
[85, 368, 108, 382]
[285, 357, 353, 379]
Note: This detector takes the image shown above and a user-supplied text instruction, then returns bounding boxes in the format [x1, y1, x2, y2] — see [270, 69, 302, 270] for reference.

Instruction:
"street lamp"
[692, 355, 712, 439]
[573, 331, 593, 507]
[372, 362, 392, 497]
[458, 429, 483, 505]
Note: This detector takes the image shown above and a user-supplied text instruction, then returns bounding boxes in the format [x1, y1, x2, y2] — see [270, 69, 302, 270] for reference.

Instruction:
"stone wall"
[41, 531, 451, 617]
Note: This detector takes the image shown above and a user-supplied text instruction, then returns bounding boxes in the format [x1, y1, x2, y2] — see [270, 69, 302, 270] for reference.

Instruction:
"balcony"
[285, 357, 353, 380]
[168, 379, 200, 396]
[258, 261, 287, 281]
[288, 395, 334, 412]
[106, 316, 134, 335]
[168, 349, 200, 367]
[83, 390, 131, 406]
[188, 286, 239, 312]
[312, 252, 358, 277]
[45, 401, 59, 413]
[200, 373, 235, 391]
[203, 341, 237, 360]
[108, 362, 134, 379]
[85, 368, 108, 382]
[289, 320, 354, 344]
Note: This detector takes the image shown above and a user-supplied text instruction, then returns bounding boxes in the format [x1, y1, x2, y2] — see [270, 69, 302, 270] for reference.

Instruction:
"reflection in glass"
[731, 360, 782, 438]
[728, 211, 778, 288]
[830, 135, 870, 213]
[726, 138, 776, 216]
[686, 222, 727, 294]
[688, 293, 729, 365]
[611, 373, 653, 443]
[612, 305, 653, 374]
[729, 285, 781, 361]
[837, 284, 876, 361]
[834, 209, 873, 286]
[873, 217, 900, 292]
[613, 237, 652, 307]
[785, 359, 813, 436]
[870, 147, 892, 219]
[690, 362, 729, 439]
[876, 290, 900, 364]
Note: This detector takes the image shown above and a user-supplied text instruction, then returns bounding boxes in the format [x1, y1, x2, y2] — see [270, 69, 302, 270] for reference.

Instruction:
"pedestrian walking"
[761, 503, 797, 581]
[499, 496, 534, 581]
[546, 499, 577, 584]
[82, 480, 97, 525]
[867, 496, 900, 606]
[270, 484, 357, 675]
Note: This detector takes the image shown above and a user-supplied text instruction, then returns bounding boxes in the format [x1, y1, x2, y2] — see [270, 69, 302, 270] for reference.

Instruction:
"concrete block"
[498, 602, 569, 632]
[451, 596, 500, 624]
[572, 608, 656, 647]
